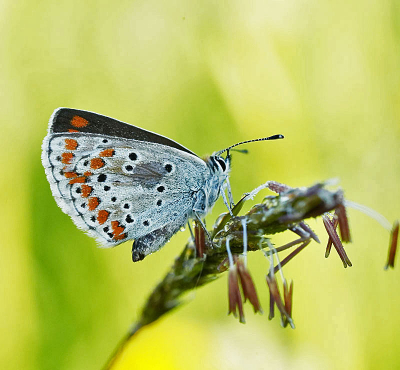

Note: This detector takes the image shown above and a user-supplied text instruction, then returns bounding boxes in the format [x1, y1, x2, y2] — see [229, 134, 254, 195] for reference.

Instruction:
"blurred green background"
[1, 0, 400, 369]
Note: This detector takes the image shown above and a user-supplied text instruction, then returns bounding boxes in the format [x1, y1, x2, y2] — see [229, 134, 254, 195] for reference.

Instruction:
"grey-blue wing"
[42, 131, 208, 246]
[131, 215, 189, 261]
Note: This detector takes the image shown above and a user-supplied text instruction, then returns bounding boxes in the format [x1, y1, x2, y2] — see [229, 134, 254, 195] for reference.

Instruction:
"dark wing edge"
[48, 107, 198, 157]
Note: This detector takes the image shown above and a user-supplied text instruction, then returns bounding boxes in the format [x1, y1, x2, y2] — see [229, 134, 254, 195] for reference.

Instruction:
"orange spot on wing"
[65, 139, 78, 150]
[83, 171, 92, 177]
[97, 210, 110, 225]
[111, 220, 126, 241]
[64, 171, 77, 178]
[69, 176, 86, 184]
[90, 158, 105, 169]
[61, 152, 74, 164]
[100, 149, 115, 157]
[71, 115, 89, 128]
[88, 197, 100, 211]
[68, 129, 79, 133]
[113, 233, 127, 241]
[81, 185, 93, 197]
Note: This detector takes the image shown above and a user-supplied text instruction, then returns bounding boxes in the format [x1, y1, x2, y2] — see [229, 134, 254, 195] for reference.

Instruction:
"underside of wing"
[131, 220, 188, 261]
[42, 128, 208, 247]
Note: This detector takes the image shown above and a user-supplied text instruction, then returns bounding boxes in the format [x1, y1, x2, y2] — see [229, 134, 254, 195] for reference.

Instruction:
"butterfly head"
[207, 134, 284, 179]
[208, 153, 231, 175]
[202, 134, 285, 213]
[196, 153, 231, 216]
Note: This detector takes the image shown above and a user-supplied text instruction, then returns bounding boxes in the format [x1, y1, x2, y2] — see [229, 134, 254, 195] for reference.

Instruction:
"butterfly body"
[42, 108, 230, 261]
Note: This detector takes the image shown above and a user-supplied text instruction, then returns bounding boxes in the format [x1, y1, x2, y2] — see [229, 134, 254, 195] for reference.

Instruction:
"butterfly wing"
[42, 108, 209, 247]
[132, 220, 188, 262]
[48, 107, 197, 156]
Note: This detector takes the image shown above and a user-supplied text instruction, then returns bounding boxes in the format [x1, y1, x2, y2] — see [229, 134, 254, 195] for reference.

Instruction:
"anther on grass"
[282, 280, 294, 328]
[194, 222, 206, 258]
[325, 215, 338, 258]
[266, 273, 295, 329]
[336, 204, 352, 243]
[236, 257, 263, 314]
[385, 220, 399, 270]
[268, 282, 275, 320]
[226, 238, 262, 322]
[228, 265, 245, 323]
[323, 214, 352, 267]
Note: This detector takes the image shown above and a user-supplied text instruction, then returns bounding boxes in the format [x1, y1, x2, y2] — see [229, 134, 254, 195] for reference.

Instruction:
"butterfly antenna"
[215, 134, 284, 156]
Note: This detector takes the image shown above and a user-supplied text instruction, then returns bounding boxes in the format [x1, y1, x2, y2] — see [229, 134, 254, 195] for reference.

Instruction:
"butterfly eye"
[215, 157, 226, 172]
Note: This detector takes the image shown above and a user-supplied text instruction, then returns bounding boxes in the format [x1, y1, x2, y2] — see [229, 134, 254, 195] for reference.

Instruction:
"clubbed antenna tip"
[216, 134, 284, 156]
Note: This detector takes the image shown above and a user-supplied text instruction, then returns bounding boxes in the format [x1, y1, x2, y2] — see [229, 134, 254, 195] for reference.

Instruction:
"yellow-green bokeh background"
[1, 1, 400, 369]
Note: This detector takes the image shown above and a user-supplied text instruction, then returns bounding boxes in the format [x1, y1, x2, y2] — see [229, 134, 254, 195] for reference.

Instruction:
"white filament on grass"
[345, 200, 392, 231]
[241, 218, 248, 267]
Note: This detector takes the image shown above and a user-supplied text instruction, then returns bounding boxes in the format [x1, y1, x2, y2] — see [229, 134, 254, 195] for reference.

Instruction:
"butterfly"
[42, 108, 283, 261]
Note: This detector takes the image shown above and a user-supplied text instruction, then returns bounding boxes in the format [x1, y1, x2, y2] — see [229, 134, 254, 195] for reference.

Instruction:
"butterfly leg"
[225, 178, 235, 208]
[194, 211, 213, 244]
[221, 189, 234, 216]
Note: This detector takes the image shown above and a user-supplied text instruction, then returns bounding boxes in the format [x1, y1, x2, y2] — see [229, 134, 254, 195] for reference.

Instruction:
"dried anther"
[194, 222, 206, 258]
[268, 287, 275, 320]
[323, 214, 352, 267]
[227, 256, 262, 323]
[236, 258, 263, 314]
[228, 266, 245, 323]
[266, 274, 294, 329]
[282, 280, 294, 328]
[385, 220, 399, 270]
[325, 215, 338, 258]
[335, 204, 352, 243]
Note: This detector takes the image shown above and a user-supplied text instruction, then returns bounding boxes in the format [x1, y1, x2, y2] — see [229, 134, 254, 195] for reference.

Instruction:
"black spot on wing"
[97, 174, 107, 182]
[126, 215, 134, 223]
[50, 108, 197, 156]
